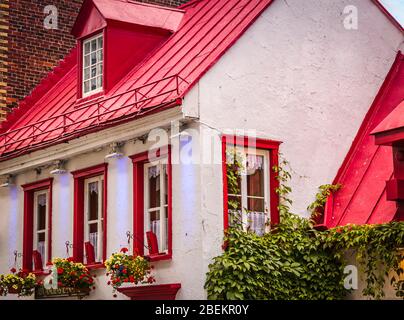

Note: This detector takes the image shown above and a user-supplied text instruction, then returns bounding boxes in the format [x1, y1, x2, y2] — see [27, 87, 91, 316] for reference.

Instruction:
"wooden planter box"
[7, 285, 22, 294]
[117, 283, 181, 300]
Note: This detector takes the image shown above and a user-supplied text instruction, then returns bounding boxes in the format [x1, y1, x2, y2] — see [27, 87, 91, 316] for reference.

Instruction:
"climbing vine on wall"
[204, 154, 404, 300]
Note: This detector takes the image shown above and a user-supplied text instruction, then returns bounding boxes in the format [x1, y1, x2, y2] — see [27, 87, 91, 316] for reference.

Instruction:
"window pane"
[37, 194, 47, 230]
[149, 210, 160, 240]
[247, 211, 266, 236]
[91, 52, 97, 65]
[89, 222, 98, 234]
[247, 155, 264, 197]
[97, 50, 103, 62]
[148, 166, 161, 208]
[91, 66, 97, 78]
[247, 197, 265, 212]
[84, 42, 90, 54]
[96, 76, 102, 88]
[38, 232, 45, 242]
[84, 55, 90, 68]
[91, 39, 97, 51]
[91, 78, 97, 90]
[88, 182, 99, 221]
[97, 37, 103, 49]
[97, 63, 103, 75]
[84, 67, 90, 80]
[84, 81, 90, 93]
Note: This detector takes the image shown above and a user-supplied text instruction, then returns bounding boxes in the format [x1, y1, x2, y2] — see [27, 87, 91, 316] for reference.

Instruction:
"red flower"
[122, 269, 127, 274]
[57, 267, 64, 275]
[120, 247, 129, 253]
[58, 282, 62, 287]
[10, 267, 16, 274]
[129, 276, 134, 282]
[67, 257, 74, 262]
[107, 281, 111, 285]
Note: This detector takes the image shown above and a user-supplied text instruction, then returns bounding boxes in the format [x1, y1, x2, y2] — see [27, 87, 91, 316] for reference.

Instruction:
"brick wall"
[0, 0, 190, 122]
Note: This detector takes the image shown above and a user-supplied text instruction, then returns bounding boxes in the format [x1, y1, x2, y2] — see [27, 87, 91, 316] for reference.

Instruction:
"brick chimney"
[0, 0, 189, 122]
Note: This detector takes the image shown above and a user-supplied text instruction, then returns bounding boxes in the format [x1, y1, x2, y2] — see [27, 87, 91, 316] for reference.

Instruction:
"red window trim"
[221, 135, 281, 231]
[71, 163, 108, 264]
[22, 178, 53, 272]
[130, 145, 172, 262]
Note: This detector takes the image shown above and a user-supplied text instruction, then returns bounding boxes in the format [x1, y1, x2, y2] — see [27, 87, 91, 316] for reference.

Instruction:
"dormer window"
[82, 33, 103, 97]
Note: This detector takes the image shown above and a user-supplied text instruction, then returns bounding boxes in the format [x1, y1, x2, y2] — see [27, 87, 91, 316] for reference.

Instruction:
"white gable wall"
[187, 0, 403, 218]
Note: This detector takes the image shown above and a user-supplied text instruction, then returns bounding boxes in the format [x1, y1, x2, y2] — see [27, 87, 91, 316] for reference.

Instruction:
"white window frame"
[33, 190, 49, 265]
[82, 33, 103, 97]
[84, 176, 104, 263]
[228, 147, 271, 234]
[144, 160, 169, 255]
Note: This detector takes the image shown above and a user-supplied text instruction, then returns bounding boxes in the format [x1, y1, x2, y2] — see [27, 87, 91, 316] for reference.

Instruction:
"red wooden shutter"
[85, 241, 96, 264]
[32, 250, 43, 271]
[146, 231, 159, 255]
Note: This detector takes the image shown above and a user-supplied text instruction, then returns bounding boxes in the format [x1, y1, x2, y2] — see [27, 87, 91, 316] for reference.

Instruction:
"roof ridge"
[0, 47, 78, 133]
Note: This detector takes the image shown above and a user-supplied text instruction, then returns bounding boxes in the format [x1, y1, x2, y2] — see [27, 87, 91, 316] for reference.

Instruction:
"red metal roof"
[0, 0, 274, 161]
[372, 100, 404, 135]
[324, 52, 404, 228]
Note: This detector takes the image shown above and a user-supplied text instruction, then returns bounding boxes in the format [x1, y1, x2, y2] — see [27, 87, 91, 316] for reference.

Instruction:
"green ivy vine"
[307, 183, 341, 222]
[204, 154, 404, 300]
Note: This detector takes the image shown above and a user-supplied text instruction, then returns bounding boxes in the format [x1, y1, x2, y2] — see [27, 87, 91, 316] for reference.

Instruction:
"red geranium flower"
[120, 247, 129, 253]
[10, 267, 16, 274]
[57, 267, 64, 275]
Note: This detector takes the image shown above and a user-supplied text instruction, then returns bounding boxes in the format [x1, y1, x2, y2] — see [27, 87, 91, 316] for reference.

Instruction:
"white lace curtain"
[38, 194, 47, 206]
[89, 182, 99, 194]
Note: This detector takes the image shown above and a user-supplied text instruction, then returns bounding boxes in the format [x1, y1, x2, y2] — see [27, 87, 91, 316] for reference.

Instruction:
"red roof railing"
[0, 74, 187, 156]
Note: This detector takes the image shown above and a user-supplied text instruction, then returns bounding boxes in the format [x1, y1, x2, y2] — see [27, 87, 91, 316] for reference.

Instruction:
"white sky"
[379, 0, 404, 28]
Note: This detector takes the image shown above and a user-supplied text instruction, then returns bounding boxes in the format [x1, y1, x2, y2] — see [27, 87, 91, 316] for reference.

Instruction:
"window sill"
[85, 262, 105, 270]
[32, 270, 51, 276]
[76, 91, 104, 107]
[146, 253, 172, 262]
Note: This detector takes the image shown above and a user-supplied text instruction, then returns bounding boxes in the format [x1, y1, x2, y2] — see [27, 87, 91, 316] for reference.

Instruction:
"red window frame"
[22, 178, 53, 272]
[72, 163, 108, 265]
[222, 135, 281, 230]
[130, 145, 172, 262]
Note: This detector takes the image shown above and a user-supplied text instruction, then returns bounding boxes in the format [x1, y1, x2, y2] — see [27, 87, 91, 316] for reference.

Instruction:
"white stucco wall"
[187, 0, 403, 218]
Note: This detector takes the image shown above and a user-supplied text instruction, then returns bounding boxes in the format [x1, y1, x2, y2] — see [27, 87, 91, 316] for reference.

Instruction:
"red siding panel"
[324, 52, 404, 228]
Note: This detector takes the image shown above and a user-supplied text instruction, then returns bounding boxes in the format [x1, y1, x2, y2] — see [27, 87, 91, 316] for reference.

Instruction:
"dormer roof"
[71, 0, 185, 39]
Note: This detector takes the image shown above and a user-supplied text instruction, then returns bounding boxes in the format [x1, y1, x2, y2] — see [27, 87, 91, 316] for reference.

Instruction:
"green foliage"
[205, 155, 404, 300]
[322, 223, 404, 299]
[205, 157, 347, 300]
[0, 271, 36, 297]
[307, 184, 341, 221]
